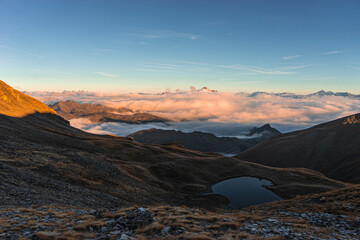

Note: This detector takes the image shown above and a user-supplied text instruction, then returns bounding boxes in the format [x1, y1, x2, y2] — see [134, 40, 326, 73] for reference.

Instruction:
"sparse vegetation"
[0, 81, 359, 240]
[3, 185, 358, 239]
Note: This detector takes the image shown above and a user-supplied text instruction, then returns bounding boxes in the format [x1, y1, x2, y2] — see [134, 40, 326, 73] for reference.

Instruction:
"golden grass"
[60, 231, 86, 240]
[0, 80, 56, 117]
[177, 232, 213, 240]
[1, 186, 359, 240]
[34, 232, 59, 240]
[218, 221, 240, 229]
[137, 222, 165, 234]
[266, 236, 287, 240]
[73, 220, 105, 231]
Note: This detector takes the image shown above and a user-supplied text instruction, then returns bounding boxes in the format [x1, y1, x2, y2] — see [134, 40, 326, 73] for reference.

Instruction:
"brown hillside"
[0, 81, 349, 210]
[50, 100, 167, 123]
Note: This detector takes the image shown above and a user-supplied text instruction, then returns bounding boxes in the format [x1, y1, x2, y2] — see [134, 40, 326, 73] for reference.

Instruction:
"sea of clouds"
[69, 119, 262, 137]
[28, 89, 360, 136]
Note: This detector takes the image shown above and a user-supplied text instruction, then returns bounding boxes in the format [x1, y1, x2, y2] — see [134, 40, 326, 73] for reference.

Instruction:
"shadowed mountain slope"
[0, 81, 350, 210]
[50, 100, 167, 123]
[129, 124, 280, 155]
[236, 114, 360, 183]
[248, 123, 281, 137]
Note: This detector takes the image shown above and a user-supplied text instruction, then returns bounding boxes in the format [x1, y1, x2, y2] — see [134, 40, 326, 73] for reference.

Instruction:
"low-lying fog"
[29, 87, 360, 137]
[70, 118, 310, 137]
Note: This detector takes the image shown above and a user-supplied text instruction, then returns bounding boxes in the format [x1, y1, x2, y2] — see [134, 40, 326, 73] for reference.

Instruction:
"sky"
[1, 0, 360, 93]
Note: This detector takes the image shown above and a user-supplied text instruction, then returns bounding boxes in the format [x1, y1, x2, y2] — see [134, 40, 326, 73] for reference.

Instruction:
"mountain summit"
[247, 124, 281, 137]
[198, 86, 217, 93]
[0, 80, 56, 117]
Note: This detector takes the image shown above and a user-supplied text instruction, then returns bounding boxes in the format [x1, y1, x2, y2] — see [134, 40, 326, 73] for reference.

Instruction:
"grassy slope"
[0, 80, 56, 117]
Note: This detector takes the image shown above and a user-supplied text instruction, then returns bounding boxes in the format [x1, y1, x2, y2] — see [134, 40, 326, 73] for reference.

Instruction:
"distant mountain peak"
[0, 80, 56, 117]
[198, 86, 217, 93]
[314, 90, 334, 95]
[248, 124, 281, 136]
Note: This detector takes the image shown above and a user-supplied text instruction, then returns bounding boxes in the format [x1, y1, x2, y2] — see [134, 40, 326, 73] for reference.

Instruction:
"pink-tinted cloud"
[29, 89, 360, 126]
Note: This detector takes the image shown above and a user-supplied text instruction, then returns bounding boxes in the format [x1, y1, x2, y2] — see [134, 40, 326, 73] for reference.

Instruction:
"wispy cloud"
[321, 50, 343, 55]
[131, 30, 200, 40]
[91, 48, 113, 55]
[59, 71, 79, 76]
[202, 20, 233, 26]
[347, 66, 360, 70]
[169, 60, 211, 66]
[282, 55, 302, 60]
[219, 79, 266, 84]
[0, 45, 45, 58]
[302, 76, 336, 81]
[219, 64, 296, 75]
[170, 60, 311, 75]
[140, 63, 181, 69]
[279, 65, 313, 70]
[131, 60, 312, 76]
[96, 72, 117, 77]
[132, 62, 210, 73]
[130, 68, 162, 72]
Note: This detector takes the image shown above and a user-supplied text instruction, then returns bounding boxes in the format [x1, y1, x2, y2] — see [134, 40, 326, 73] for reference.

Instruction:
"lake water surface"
[210, 177, 282, 209]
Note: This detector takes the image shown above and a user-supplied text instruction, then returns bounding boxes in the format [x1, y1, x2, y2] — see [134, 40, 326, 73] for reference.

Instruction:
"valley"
[1, 80, 359, 239]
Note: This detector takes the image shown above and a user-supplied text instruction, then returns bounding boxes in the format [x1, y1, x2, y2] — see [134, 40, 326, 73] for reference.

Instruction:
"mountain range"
[27, 88, 360, 99]
[50, 100, 167, 123]
[128, 124, 281, 155]
[0, 80, 359, 239]
[249, 90, 360, 99]
[0, 80, 346, 208]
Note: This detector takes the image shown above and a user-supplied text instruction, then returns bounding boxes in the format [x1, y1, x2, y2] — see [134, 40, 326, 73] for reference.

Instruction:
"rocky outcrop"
[1, 184, 359, 239]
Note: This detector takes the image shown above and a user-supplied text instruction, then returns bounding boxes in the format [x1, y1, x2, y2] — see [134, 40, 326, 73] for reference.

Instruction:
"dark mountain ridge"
[247, 123, 281, 137]
[129, 124, 281, 155]
[237, 113, 360, 183]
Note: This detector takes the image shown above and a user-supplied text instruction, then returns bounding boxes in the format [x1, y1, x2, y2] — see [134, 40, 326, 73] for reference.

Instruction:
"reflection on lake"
[210, 177, 282, 209]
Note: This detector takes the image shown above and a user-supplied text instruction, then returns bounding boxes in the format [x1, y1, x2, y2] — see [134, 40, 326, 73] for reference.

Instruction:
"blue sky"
[1, 0, 359, 93]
